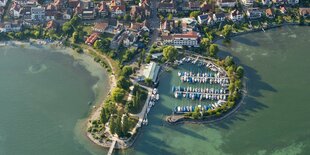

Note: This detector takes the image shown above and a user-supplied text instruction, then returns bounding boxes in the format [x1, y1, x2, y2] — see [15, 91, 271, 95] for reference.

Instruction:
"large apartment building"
[162, 31, 200, 48]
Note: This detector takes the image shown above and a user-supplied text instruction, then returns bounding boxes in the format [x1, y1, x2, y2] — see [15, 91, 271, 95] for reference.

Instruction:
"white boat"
[156, 94, 159, 100]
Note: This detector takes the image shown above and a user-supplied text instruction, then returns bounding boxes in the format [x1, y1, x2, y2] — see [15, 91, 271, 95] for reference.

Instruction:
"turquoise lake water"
[1, 26, 310, 155]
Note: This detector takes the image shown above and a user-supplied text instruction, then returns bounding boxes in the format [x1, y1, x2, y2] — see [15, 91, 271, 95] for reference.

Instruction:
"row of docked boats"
[178, 71, 215, 78]
[172, 86, 227, 94]
[174, 101, 225, 113]
[144, 88, 160, 126]
[180, 76, 229, 85]
[174, 91, 227, 101]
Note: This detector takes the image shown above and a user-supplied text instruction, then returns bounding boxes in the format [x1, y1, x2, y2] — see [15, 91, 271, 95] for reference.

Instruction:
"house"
[272, 0, 286, 5]
[230, 9, 243, 21]
[31, 6, 45, 21]
[68, 0, 79, 8]
[85, 33, 99, 45]
[217, 0, 236, 8]
[54, 0, 66, 10]
[0, 0, 8, 7]
[262, 0, 271, 5]
[63, 8, 73, 20]
[0, 21, 22, 32]
[110, 29, 126, 49]
[160, 20, 177, 33]
[299, 8, 310, 17]
[200, 1, 212, 13]
[110, 0, 126, 17]
[241, 0, 254, 6]
[10, 1, 23, 18]
[97, 1, 108, 17]
[45, 4, 57, 20]
[197, 14, 209, 24]
[213, 12, 226, 22]
[130, 5, 151, 21]
[287, 0, 299, 5]
[129, 21, 150, 32]
[246, 8, 262, 19]
[280, 6, 286, 14]
[158, 1, 177, 13]
[142, 62, 160, 83]
[75, 1, 96, 20]
[19, 0, 38, 6]
[183, 1, 200, 11]
[45, 20, 58, 30]
[22, 6, 32, 20]
[123, 31, 138, 47]
[92, 21, 109, 33]
[265, 8, 274, 18]
[162, 31, 200, 47]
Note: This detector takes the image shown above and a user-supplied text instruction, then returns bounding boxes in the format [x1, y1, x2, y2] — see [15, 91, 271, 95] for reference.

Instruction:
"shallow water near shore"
[0, 46, 110, 155]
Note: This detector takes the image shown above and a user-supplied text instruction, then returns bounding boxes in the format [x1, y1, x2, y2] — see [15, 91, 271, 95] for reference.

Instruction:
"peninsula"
[0, 0, 309, 154]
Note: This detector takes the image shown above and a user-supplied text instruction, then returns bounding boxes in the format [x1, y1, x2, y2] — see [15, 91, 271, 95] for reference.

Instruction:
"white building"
[247, 8, 262, 19]
[142, 62, 160, 82]
[31, 6, 45, 21]
[0, 21, 22, 32]
[0, 0, 8, 7]
[162, 31, 200, 48]
[230, 10, 243, 21]
[10, 1, 22, 18]
[197, 14, 209, 24]
[262, 0, 270, 5]
[217, 0, 236, 8]
[241, 0, 254, 6]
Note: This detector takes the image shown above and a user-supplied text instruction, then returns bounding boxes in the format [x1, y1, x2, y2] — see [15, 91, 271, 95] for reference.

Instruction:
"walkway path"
[107, 140, 117, 155]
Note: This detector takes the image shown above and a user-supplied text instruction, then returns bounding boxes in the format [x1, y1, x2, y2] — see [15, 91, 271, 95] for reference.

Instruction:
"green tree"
[124, 14, 131, 21]
[235, 79, 242, 89]
[94, 40, 103, 49]
[100, 108, 109, 124]
[192, 107, 200, 119]
[62, 22, 72, 34]
[115, 114, 122, 136]
[144, 78, 153, 86]
[224, 56, 234, 67]
[209, 44, 219, 57]
[200, 38, 210, 54]
[146, 54, 151, 63]
[117, 76, 132, 90]
[162, 46, 178, 62]
[276, 15, 284, 24]
[298, 15, 304, 25]
[236, 66, 244, 78]
[122, 115, 130, 136]
[109, 117, 116, 134]
[34, 30, 40, 38]
[121, 66, 133, 78]
[222, 25, 232, 41]
[167, 13, 173, 20]
[111, 88, 126, 103]
[72, 31, 78, 43]
[190, 11, 201, 19]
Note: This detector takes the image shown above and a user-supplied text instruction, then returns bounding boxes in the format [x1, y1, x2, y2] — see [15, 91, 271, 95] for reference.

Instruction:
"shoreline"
[2, 24, 307, 150]
[0, 40, 116, 148]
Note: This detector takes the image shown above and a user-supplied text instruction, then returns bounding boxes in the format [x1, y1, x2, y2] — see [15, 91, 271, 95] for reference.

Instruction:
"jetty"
[107, 139, 117, 155]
